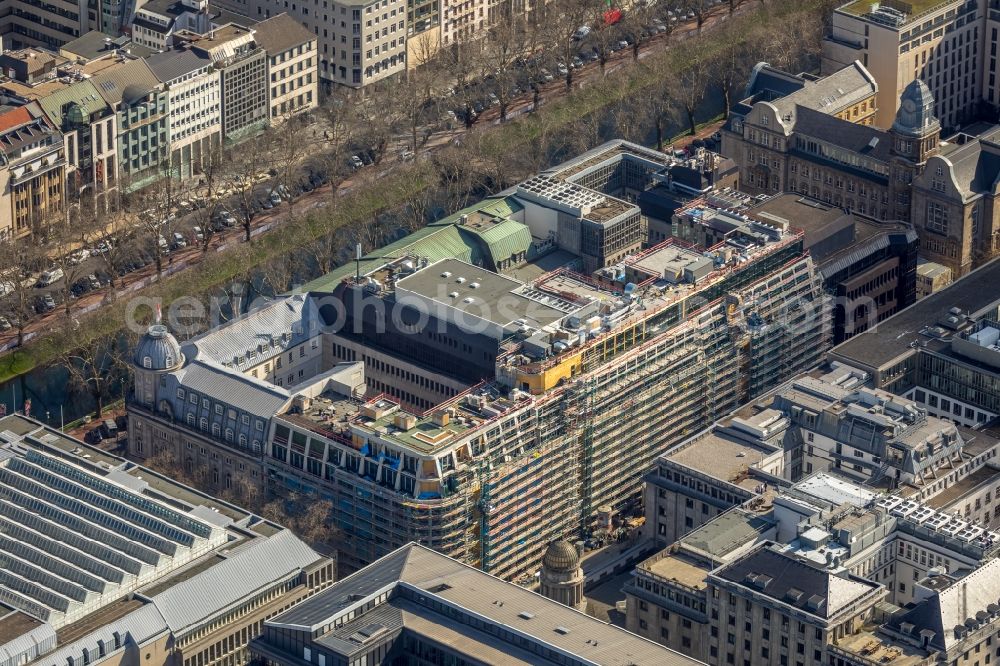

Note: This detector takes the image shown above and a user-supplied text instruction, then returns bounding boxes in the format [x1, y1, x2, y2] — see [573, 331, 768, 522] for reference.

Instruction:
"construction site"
[266, 212, 831, 580]
[132, 140, 833, 580]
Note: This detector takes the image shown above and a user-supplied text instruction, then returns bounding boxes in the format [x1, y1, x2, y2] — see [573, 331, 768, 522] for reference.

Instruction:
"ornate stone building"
[538, 540, 586, 611]
[725, 62, 1000, 278]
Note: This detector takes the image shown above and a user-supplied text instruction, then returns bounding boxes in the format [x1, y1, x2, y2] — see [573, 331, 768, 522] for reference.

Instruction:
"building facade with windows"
[251, 13, 319, 121]
[822, 0, 986, 133]
[147, 46, 222, 180]
[829, 258, 1000, 429]
[128, 141, 833, 580]
[0, 103, 65, 239]
[214, 0, 409, 88]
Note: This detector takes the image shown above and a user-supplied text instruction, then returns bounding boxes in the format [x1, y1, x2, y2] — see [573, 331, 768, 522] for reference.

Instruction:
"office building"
[0, 412, 334, 666]
[127, 140, 832, 580]
[249, 542, 705, 666]
[214, 0, 410, 88]
[724, 58, 1000, 278]
[822, 0, 986, 132]
[251, 14, 319, 122]
[829, 257, 1000, 428]
[147, 46, 222, 179]
[176, 25, 270, 141]
[0, 103, 65, 239]
[625, 428, 1000, 666]
[670, 192, 919, 344]
[129, 0, 256, 52]
[90, 57, 170, 189]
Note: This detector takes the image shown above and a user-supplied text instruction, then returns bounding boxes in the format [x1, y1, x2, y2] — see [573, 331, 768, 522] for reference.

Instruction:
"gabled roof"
[792, 105, 892, 163]
[252, 13, 316, 55]
[149, 529, 319, 633]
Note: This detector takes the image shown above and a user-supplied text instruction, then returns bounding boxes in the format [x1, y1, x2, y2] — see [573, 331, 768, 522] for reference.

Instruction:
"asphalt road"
[0, 1, 745, 353]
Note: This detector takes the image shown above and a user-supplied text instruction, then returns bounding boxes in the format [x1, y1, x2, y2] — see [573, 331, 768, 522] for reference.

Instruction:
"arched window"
[143, 356, 151, 368]
[212, 468, 219, 483]
[225, 428, 234, 442]
[186, 413, 195, 426]
[212, 423, 221, 437]
[199, 417, 208, 431]
[239, 434, 247, 448]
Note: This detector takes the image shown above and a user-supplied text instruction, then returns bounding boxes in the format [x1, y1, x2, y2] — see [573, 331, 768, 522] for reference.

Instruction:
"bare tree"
[711, 22, 756, 118]
[222, 135, 272, 242]
[0, 237, 44, 346]
[54, 325, 129, 418]
[479, 12, 531, 121]
[547, 0, 595, 89]
[673, 44, 712, 135]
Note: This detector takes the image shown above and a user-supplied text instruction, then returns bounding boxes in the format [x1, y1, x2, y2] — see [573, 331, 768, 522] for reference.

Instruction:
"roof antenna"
[355, 242, 362, 283]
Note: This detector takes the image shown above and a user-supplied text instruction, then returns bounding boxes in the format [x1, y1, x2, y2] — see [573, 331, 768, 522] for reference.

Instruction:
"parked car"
[268, 190, 282, 206]
[92, 240, 112, 254]
[193, 226, 205, 242]
[68, 248, 90, 264]
[0, 316, 11, 331]
[171, 231, 187, 249]
[573, 25, 591, 40]
[399, 149, 415, 161]
[84, 427, 103, 444]
[36, 268, 64, 287]
[36, 293, 56, 312]
[350, 155, 364, 169]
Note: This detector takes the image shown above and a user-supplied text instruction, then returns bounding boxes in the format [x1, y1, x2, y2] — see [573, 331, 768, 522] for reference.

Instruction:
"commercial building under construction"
[128, 141, 833, 580]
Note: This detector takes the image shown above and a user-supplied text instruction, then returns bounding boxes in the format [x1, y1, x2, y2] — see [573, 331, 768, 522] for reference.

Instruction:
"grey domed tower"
[889, 79, 941, 221]
[132, 323, 183, 409]
[539, 540, 585, 611]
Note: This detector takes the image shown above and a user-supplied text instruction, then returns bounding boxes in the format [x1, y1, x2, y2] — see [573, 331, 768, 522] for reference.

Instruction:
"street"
[0, 1, 742, 355]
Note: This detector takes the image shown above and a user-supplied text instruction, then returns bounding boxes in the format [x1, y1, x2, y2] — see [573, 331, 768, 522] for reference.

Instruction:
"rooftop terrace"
[838, 0, 958, 19]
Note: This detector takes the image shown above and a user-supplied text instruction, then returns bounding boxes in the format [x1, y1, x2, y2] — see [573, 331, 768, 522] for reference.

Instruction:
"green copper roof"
[458, 218, 532, 267]
[37, 80, 110, 130]
[301, 195, 528, 293]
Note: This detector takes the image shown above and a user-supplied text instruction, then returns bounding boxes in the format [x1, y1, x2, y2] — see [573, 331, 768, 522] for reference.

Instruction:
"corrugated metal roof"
[36, 80, 110, 129]
[150, 529, 319, 633]
[184, 294, 318, 370]
[32, 604, 168, 666]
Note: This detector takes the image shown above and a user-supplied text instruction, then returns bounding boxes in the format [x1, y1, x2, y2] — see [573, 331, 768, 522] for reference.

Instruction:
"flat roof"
[835, 629, 929, 665]
[630, 245, 711, 281]
[839, 0, 957, 19]
[643, 553, 709, 590]
[666, 430, 775, 486]
[831, 258, 1000, 369]
[271, 543, 702, 665]
[749, 194, 846, 233]
[0, 611, 43, 643]
[395, 258, 570, 329]
[924, 465, 1000, 510]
